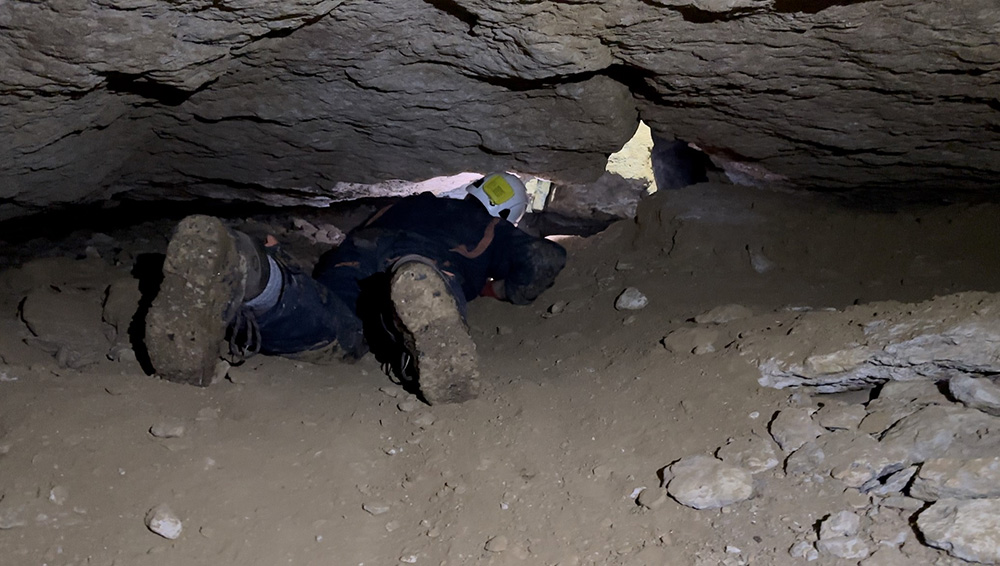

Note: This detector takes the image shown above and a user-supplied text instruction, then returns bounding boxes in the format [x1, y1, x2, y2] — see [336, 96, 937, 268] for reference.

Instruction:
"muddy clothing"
[253, 192, 567, 358]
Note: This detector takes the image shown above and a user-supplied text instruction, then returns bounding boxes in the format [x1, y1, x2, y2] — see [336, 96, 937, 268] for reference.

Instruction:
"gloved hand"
[480, 279, 507, 300]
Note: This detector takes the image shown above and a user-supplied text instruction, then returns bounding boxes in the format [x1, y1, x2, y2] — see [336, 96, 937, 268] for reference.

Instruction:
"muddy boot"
[145, 215, 267, 386]
[389, 260, 480, 404]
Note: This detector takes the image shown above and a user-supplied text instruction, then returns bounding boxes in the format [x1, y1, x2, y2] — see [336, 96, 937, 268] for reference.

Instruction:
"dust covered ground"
[1, 183, 1000, 566]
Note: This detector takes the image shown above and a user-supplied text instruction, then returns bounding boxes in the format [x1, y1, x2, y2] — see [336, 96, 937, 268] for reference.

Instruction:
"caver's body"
[145, 173, 567, 404]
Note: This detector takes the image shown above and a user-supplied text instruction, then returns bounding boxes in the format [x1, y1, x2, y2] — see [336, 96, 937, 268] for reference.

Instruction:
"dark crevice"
[937, 95, 1000, 108]
[672, 5, 766, 23]
[475, 63, 668, 101]
[102, 72, 216, 106]
[421, 0, 478, 33]
[260, 12, 328, 39]
[466, 65, 612, 91]
[190, 114, 289, 126]
[935, 68, 992, 77]
[191, 0, 239, 13]
[603, 64, 665, 103]
[773, 0, 878, 14]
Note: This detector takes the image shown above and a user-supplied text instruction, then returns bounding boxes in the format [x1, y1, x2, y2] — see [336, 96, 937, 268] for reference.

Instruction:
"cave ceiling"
[1, 0, 998, 221]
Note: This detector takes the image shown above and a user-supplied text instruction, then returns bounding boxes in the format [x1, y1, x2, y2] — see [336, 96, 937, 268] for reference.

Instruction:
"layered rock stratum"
[3, 0, 998, 220]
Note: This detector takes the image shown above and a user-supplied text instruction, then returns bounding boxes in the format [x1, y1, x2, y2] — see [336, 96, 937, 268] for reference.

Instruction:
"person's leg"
[145, 215, 361, 386]
[145, 215, 253, 385]
[313, 228, 480, 403]
[247, 259, 364, 359]
[388, 257, 479, 404]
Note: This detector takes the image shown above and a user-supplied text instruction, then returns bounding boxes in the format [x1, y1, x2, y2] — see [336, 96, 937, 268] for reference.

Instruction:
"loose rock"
[397, 399, 420, 413]
[665, 455, 753, 510]
[379, 385, 404, 398]
[614, 287, 648, 311]
[859, 547, 911, 566]
[769, 408, 827, 453]
[789, 540, 818, 561]
[909, 457, 1000, 501]
[149, 421, 186, 439]
[661, 327, 720, 355]
[716, 434, 779, 474]
[146, 504, 182, 539]
[752, 293, 1000, 391]
[880, 405, 1000, 463]
[362, 502, 391, 515]
[819, 510, 861, 539]
[694, 303, 753, 324]
[867, 465, 917, 497]
[410, 412, 436, 428]
[20, 287, 111, 368]
[636, 487, 668, 510]
[816, 536, 870, 560]
[785, 430, 906, 487]
[917, 498, 1000, 564]
[949, 375, 1000, 416]
[547, 300, 568, 315]
[485, 535, 508, 552]
[48, 486, 69, 505]
[814, 402, 867, 431]
[879, 496, 923, 511]
[0, 506, 26, 530]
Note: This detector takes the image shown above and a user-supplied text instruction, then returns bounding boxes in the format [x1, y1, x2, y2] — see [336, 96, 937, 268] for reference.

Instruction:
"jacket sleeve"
[488, 223, 567, 305]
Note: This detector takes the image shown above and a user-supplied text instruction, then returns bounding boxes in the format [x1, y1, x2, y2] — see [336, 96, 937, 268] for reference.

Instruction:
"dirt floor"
[1, 182, 999, 566]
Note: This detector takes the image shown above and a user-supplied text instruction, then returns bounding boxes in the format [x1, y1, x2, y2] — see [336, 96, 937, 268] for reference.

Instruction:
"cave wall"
[2, 0, 998, 220]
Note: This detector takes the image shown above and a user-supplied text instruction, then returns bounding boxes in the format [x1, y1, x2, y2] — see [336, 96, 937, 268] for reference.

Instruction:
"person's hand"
[480, 279, 506, 300]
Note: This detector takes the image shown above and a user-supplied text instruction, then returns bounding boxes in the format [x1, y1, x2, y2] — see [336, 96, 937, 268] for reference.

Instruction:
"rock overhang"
[2, 0, 998, 222]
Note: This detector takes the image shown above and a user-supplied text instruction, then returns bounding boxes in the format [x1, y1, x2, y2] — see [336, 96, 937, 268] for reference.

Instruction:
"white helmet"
[464, 172, 529, 224]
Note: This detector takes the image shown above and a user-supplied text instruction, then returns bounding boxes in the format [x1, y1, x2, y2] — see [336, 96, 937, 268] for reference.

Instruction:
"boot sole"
[390, 262, 479, 404]
[145, 215, 246, 386]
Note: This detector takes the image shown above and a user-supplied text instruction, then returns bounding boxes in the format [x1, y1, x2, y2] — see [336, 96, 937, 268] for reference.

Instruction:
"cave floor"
[1, 183, 998, 566]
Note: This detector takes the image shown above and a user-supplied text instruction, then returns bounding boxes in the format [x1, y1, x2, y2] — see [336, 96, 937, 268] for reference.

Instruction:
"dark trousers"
[254, 228, 469, 358]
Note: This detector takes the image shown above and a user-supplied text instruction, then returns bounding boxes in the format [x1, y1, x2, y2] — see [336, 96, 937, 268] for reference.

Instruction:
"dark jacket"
[314, 192, 566, 310]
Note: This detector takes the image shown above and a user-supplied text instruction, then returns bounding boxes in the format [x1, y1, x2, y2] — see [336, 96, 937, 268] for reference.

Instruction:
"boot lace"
[376, 307, 416, 385]
[227, 307, 262, 364]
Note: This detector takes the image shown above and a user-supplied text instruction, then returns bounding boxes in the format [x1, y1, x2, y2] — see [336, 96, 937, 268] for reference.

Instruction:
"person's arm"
[488, 225, 567, 305]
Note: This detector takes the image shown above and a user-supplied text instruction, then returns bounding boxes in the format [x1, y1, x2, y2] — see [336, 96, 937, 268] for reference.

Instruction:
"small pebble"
[511, 544, 531, 559]
[398, 400, 420, 413]
[592, 464, 613, 479]
[636, 487, 668, 510]
[196, 407, 220, 421]
[615, 287, 648, 311]
[615, 260, 634, 271]
[485, 535, 508, 552]
[48, 486, 68, 506]
[149, 421, 186, 439]
[790, 540, 818, 561]
[211, 361, 230, 385]
[363, 502, 391, 515]
[145, 504, 182, 540]
[411, 412, 436, 428]
[380, 386, 403, 398]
